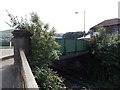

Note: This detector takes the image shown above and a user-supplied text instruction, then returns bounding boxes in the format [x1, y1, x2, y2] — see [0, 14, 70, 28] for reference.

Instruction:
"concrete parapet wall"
[19, 49, 38, 89]
[12, 30, 39, 89]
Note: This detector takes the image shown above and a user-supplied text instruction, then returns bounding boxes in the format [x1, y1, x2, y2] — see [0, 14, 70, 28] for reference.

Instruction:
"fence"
[55, 38, 88, 55]
[0, 42, 14, 46]
[0, 38, 88, 55]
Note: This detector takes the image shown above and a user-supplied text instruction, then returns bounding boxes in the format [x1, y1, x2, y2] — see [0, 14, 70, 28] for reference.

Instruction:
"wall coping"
[20, 49, 39, 89]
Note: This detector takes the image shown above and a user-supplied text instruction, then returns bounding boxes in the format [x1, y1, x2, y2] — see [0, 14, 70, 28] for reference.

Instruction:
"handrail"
[19, 49, 39, 89]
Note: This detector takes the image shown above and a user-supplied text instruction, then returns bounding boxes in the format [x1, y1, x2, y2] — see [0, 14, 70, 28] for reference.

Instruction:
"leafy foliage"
[35, 67, 65, 89]
[89, 27, 120, 87]
[7, 11, 65, 89]
[63, 31, 85, 39]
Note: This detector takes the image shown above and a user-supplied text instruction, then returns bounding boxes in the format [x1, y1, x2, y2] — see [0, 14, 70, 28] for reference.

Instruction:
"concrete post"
[12, 30, 32, 88]
[12, 30, 32, 66]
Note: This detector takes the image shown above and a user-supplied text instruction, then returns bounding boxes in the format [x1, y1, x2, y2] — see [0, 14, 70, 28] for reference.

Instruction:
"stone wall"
[12, 30, 38, 89]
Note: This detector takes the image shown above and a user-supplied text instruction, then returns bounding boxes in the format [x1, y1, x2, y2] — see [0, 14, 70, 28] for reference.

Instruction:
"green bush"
[35, 67, 65, 90]
[7, 11, 65, 89]
[89, 27, 120, 87]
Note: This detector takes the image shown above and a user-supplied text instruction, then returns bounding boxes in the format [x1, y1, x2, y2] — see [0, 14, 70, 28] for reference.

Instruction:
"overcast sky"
[0, 0, 119, 33]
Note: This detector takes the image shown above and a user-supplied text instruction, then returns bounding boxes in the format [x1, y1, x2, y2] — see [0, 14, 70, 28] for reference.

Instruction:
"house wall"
[105, 25, 114, 34]
[114, 24, 120, 32]
[90, 24, 119, 35]
[105, 25, 119, 34]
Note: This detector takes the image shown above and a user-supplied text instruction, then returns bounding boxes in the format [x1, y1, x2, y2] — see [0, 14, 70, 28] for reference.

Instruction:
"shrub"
[7, 11, 65, 89]
[35, 67, 65, 89]
[89, 27, 120, 87]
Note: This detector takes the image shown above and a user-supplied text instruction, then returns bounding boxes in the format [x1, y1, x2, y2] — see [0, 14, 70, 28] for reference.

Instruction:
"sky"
[0, 0, 119, 33]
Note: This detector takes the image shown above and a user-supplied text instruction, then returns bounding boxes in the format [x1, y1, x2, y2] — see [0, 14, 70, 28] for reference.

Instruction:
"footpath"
[0, 58, 16, 89]
[0, 47, 16, 89]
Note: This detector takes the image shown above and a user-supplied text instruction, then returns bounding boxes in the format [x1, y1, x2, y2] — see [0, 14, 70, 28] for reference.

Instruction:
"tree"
[7, 11, 65, 89]
[89, 27, 120, 87]
[63, 31, 85, 39]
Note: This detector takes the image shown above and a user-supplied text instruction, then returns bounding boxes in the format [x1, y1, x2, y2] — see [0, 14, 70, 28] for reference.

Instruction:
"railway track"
[50, 62, 98, 89]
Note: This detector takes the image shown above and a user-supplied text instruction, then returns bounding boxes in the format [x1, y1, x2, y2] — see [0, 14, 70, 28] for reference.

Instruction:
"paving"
[0, 48, 14, 57]
[0, 47, 16, 89]
[0, 58, 17, 89]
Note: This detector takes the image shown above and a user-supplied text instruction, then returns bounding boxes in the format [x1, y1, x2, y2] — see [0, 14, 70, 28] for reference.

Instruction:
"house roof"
[90, 18, 120, 30]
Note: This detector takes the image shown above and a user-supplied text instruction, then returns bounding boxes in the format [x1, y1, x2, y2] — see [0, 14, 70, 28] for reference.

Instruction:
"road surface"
[0, 47, 16, 89]
[0, 58, 17, 89]
[0, 47, 14, 57]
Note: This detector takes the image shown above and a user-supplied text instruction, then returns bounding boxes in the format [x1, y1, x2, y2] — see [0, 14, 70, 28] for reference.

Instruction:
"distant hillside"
[0, 29, 64, 41]
[0, 29, 14, 38]
[0, 29, 64, 38]
[0, 29, 14, 42]
[2, 29, 14, 32]
[54, 33, 63, 37]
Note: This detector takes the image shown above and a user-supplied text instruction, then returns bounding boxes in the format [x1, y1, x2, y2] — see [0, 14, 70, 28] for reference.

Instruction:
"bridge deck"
[0, 58, 17, 89]
[0, 48, 14, 57]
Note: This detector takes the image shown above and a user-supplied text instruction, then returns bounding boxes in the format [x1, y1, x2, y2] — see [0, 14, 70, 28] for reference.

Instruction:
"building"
[77, 34, 91, 40]
[89, 18, 120, 35]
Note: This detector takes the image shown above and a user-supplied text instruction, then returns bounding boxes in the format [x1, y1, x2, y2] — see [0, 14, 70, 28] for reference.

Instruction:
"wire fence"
[0, 41, 14, 46]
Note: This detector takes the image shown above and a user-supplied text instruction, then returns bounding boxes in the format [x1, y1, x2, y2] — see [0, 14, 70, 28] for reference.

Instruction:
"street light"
[75, 10, 86, 51]
[75, 10, 85, 37]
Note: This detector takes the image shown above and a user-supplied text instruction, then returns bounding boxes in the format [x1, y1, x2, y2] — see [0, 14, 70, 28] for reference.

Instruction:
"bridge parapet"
[19, 49, 38, 88]
[12, 30, 39, 89]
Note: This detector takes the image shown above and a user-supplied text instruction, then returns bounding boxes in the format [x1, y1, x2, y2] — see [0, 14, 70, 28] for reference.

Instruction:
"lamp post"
[75, 10, 85, 37]
[75, 10, 86, 51]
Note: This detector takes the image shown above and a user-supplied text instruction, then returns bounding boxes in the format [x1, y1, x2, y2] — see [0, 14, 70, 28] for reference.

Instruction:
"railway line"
[51, 61, 98, 89]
